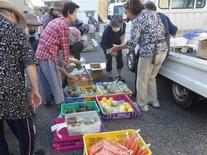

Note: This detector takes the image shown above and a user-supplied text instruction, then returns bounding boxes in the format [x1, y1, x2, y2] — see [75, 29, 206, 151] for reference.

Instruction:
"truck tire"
[171, 82, 197, 109]
[127, 49, 136, 72]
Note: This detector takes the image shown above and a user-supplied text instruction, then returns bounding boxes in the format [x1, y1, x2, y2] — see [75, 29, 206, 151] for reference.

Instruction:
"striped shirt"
[36, 17, 70, 64]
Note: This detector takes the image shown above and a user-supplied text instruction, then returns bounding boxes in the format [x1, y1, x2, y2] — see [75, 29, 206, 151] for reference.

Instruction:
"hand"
[107, 44, 119, 54]
[30, 89, 42, 108]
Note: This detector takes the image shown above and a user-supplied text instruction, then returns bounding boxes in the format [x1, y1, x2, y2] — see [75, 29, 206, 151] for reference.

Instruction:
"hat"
[50, 1, 63, 10]
[0, 0, 26, 29]
[25, 13, 42, 26]
[87, 13, 92, 17]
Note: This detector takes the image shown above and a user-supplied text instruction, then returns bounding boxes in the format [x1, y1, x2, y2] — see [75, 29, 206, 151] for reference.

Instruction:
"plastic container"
[61, 101, 100, 117]
[96, 81, 132, 97]
[65, 111, 101, 136]
[81, 85, 102, 101]
[53, 118, 106, 152]
[96, 94, 140, 120]
[83, 129, 152, 155]
[64, 96, 84, 103]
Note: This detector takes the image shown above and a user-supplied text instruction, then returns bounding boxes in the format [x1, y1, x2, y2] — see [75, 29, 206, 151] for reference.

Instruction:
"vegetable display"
[87, 132, 149, 155]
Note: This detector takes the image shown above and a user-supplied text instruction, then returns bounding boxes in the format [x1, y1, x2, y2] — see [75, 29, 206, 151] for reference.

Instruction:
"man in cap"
[41, 0, 63, 28]
[25, 12, 42, 51]
[87, 12, 98, 26]
[0, 0, 44, 155]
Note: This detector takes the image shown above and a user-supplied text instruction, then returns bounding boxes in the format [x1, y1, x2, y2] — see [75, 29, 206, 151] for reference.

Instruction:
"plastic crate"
[96, 81, 132, 97]
[61, 101, 100, 117]
[53, 118, 106, 152]
[64, 96, 84, 103]
[81, 85, 102, 101]
[83, 129, 152, 155]
[96, 94, 140, 120]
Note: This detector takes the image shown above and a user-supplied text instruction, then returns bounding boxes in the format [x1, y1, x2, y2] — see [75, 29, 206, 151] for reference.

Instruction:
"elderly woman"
[107, 0, 168, 112]
[25, 12, 42, 51]
[36, 2, 80, 107]
[101, 15, 126, 82]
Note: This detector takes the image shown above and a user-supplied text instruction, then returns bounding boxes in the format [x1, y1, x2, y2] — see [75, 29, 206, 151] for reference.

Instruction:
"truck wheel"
[127, 49, 136, 72]
[171, 82, 197, 109]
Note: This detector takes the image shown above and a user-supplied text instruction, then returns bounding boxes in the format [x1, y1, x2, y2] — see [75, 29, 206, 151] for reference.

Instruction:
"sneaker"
[107, 77, 113, 82]
[34, 149, 45, 155]
[148, 101, 160, 108]
[139, 105, 149, 112]
[116, 76, 125, 82]
[44, 100, 55, 107]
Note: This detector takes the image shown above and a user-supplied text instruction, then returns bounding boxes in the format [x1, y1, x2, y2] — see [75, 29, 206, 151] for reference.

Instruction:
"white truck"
[99, 0, 207, 109]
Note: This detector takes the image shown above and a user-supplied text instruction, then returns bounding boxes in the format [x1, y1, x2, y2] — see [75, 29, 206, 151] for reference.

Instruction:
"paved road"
[6, 36, 207, 155]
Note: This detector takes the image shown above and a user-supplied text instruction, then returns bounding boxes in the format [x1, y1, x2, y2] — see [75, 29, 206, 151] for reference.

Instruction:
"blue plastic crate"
[64, 96, 84, 103]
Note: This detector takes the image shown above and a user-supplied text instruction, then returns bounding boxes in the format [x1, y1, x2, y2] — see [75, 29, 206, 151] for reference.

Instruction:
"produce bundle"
[98, 80, 130, 94]
[64, 85, 98, 97]
[87, 131, 149, 155]
[99, 97, 134, 114]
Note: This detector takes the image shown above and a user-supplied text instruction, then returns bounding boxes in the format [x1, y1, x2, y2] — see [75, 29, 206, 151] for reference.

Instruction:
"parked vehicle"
[98, 0, 207, 109]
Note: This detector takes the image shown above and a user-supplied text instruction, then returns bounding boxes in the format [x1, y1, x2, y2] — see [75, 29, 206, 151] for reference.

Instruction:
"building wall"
[8, 0, 34, 12]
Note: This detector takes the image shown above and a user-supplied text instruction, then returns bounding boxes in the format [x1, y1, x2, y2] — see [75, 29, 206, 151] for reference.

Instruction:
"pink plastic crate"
[53, 118, 106, 152]
[96, 93, 140, 120]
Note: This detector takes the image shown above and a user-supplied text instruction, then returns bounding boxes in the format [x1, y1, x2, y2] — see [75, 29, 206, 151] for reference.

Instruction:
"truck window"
[159, 0, 205, 9]
[114, 5, 125, 15]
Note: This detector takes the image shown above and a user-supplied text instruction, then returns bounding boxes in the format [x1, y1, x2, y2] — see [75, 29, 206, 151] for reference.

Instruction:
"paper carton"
[85, 63, 106, 79]
[193, 35, 207, 59]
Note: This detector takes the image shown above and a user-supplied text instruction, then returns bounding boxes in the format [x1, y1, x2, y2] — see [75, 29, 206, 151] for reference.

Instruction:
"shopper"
[41, 0, 62, 28]
[132, 0, 178, 96]
[36, 2, 80, 106]
[0, 0, 44, 155]
[25, 12, 42, 51]
[36, 8, 44, 37]
[87, 13, 98, 26]
[107, 0, 168, 112]
[101, 15, 126, 82]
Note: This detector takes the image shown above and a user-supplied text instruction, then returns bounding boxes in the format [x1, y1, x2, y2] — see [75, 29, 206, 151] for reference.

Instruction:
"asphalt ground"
[6, 35, 207, 155]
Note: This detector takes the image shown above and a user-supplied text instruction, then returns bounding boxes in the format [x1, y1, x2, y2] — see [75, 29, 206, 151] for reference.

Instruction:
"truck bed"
[159, 51, 207, 98]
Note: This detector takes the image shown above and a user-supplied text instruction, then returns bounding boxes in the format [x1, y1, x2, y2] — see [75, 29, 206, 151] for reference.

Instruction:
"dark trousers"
[105, 53, 124, 72]
[0, 117, 35, 155]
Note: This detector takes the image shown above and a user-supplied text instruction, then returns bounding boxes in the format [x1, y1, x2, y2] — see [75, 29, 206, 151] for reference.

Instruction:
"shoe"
[148, 101, 160, 108]
[44, 100, 55, 107]
[107, 77, 113, 82]
[34, 149, 45, 155]
[116, 76, 125, 82]
[139, 105, 149, 112]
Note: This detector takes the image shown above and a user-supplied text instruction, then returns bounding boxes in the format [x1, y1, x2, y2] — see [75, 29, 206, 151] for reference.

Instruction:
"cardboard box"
[193, 35, 207, 59]
[67, 74, 93, 86]
[85, 63, 106, 80]
[171, 45, 193, 53]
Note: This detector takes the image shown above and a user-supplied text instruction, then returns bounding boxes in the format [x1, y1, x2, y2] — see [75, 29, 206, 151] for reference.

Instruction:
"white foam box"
[65, 111, 101, 136]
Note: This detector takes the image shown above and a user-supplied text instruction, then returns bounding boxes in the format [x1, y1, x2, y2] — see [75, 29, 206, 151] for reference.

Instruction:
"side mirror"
[107, 15, 112, 20]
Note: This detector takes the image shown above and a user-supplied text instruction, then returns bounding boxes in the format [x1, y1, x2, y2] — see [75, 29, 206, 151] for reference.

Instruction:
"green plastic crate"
[61, 101, 100, 117]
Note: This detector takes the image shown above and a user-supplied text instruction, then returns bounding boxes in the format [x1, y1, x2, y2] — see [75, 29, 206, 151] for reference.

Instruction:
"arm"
[108, 19, 141, 53]
[100, 26, 110, 51]
[59, 66, 74, 80]
[25, 64, 42, 108]
[41, 13, 50, 28]
[168, 18, 178, 37]
[70, 59, 82, 65]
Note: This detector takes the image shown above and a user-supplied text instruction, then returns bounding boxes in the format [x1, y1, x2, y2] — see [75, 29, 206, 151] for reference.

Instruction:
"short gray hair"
[144, 1, 157, 11]
[110, 15, 123, 26]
